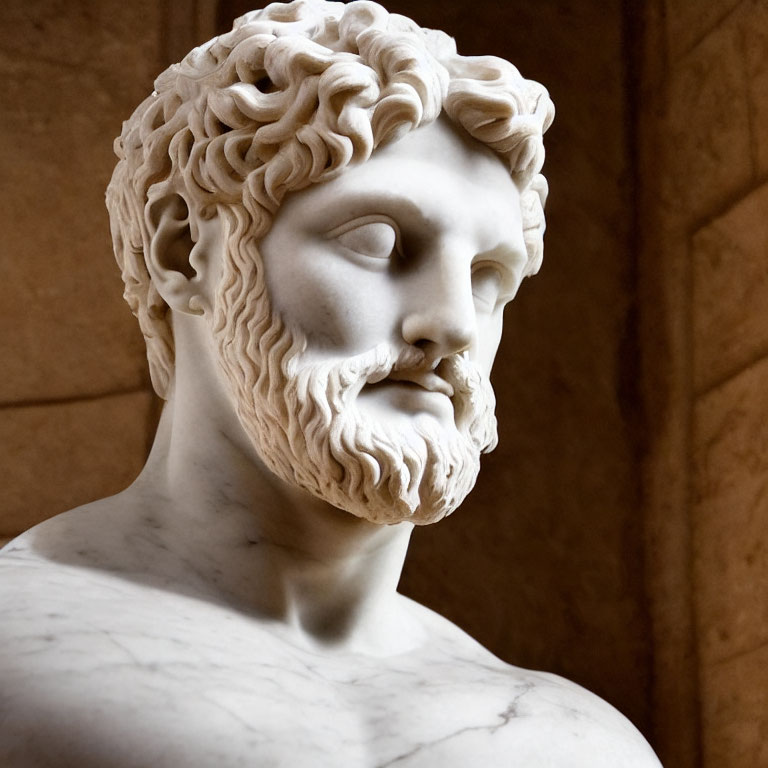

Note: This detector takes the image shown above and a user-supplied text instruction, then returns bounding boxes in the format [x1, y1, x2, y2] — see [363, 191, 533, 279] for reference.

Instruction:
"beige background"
[2, 1, 766, 766]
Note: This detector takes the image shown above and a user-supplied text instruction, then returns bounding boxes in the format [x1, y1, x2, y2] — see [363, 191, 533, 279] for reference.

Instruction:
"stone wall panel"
[0, 0, 162, 404]
[0, 391, 156, 539]
[693, 356, 768, 665]
[692, 182, 768, 391]
[743, 0, 768, 175]
[665, 0, 743, 61]
[665, 10, 752, 220]
[700, 643, 768, 768]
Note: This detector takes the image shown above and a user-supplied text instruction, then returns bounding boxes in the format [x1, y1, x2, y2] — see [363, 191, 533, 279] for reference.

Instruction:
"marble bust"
[0, 2, 662, 766]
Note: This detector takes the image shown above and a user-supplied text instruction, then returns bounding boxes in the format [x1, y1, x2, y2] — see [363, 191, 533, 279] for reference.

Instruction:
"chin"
[299, 407, 485, 527]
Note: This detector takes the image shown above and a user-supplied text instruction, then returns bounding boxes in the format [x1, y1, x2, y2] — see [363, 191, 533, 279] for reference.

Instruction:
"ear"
[144, 191, 219, 316]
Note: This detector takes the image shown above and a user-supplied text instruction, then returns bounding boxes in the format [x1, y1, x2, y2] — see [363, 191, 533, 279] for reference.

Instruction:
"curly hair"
[106, 0, 554, 398]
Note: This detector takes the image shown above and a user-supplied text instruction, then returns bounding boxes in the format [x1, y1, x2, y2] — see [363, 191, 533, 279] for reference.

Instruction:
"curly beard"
[212, 249, 498, 525]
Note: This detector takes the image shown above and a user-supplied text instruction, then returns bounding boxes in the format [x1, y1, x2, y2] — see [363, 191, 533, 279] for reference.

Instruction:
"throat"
[121, 423, 418, 653]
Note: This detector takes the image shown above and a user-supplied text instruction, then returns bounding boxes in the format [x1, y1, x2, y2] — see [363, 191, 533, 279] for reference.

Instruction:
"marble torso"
[0, 505, 658, 768]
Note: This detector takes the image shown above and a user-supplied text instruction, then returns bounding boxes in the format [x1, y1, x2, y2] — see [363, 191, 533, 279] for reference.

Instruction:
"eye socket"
[471, 265, 503, 311]
[326, 216, 400, 261]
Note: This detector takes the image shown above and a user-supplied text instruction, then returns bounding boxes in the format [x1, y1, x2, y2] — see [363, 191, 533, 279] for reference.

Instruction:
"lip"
[385, 370, 454, 397]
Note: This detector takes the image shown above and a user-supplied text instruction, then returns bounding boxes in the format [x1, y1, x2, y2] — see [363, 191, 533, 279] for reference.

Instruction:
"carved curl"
[106, 0, 554, 398]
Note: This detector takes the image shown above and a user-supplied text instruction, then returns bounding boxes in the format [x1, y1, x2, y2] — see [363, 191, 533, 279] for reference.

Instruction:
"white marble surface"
[0, 530, 660, 767]
[0, 1, 662, 765]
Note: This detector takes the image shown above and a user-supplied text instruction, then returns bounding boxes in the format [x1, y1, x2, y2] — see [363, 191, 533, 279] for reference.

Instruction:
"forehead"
[274, 116, 525, 260]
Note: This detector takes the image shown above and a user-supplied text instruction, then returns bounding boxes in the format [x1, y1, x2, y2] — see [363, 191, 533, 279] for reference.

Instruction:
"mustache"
[288, 343, 491, 427]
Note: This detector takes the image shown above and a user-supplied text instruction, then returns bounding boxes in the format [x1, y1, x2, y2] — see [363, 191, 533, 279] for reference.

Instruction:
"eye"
[471, 265, 503, 312]
[326, 216, 400, 261]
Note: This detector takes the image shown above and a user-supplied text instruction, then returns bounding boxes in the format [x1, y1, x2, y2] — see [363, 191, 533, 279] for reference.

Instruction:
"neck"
[129, 362, 417, 654]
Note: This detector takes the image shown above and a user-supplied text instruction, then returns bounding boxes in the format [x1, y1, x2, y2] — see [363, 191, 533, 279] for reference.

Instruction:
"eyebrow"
[477, 242, 529, 273]
[318, 191, 440, 236]
[310, 187, 528, 265]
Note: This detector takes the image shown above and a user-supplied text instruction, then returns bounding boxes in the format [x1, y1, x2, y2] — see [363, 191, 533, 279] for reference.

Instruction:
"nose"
[400, 259, 476, 361]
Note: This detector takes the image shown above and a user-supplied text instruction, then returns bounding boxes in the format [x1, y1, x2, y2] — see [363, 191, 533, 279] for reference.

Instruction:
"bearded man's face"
[212, 118, 529, 525]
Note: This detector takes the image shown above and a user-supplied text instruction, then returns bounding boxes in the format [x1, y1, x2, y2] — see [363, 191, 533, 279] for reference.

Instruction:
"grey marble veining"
[1, 523, 659, 767]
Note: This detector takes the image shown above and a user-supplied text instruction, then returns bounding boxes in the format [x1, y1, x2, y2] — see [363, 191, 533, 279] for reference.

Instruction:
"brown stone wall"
[2, 0, 654, 752]
[0, 1, 219, 544]
[0, 0, 164, 541]
[639, 0, 768, 765]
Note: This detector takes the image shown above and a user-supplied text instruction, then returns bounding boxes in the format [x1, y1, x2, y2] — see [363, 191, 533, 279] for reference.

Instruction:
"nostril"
[401, 311, 474, 358]
[401, 314, 429, 348]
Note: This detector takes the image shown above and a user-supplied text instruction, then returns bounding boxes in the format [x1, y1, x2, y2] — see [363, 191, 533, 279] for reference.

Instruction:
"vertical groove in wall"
[619, 0, 652, 742]
[678, 10, 701, 751]
[738, 10, 759, 181]
[637, 0, 702, 765]
[683, 229, 702, 768]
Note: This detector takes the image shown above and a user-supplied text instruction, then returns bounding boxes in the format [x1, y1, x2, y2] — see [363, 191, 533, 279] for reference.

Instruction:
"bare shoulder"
[500, 668, 663, 767]
[0, 506, 146, 639]
[400, 596, 663, 767]
[1, 522, 663, 768]
[0, 498, 174, 656]
[1, 494, 137, 565]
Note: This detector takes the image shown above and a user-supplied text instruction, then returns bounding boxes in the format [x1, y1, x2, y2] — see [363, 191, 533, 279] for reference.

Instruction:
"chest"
[2, 611, 522, 768]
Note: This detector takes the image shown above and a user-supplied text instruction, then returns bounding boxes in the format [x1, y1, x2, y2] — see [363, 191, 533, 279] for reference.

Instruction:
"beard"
[212, 243, 498, 525]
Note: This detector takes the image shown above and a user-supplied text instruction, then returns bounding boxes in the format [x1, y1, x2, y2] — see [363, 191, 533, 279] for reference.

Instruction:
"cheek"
[272, 267, 356, 348]
[262, 240, 398, 355]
